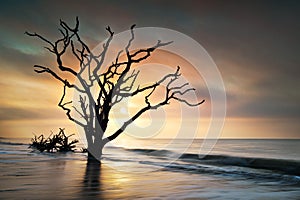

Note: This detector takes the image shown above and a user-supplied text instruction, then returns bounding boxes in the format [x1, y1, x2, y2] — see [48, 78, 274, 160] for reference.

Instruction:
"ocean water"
[0, 138, 299, 199]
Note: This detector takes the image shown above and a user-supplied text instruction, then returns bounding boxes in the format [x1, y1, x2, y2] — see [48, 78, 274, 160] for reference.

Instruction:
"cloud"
[0, 107, 65, 121]
[1, 0, 300, 138]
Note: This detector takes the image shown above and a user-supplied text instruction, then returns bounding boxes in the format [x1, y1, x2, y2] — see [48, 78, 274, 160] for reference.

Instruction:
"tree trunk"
[87, 151, 101, 163]
[86, 137, 106, 162]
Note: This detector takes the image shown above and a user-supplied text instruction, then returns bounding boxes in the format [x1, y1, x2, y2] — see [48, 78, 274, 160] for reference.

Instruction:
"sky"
[0, 0, 300, 139]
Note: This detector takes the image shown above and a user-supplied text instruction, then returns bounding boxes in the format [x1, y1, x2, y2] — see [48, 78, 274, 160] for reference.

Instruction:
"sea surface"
[0, 138, 300, 199]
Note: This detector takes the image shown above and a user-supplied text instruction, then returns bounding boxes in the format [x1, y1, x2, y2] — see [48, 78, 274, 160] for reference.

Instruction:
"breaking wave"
[124, 147, 300, 178]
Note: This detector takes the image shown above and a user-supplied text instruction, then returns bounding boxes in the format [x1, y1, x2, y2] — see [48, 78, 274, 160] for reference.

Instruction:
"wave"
[139, 159, 300, 185]
[0, 141, 27, 146]
[124, 147, 300, 176]
[180, 153, 300, 176]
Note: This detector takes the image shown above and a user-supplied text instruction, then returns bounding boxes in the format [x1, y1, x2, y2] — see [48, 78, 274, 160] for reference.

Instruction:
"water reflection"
[80, 158, 138, 199]
[81, 159, 103, 199]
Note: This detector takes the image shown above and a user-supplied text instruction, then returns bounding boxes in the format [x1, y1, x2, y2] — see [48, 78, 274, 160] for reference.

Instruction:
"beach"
[1, 138, 300, 199]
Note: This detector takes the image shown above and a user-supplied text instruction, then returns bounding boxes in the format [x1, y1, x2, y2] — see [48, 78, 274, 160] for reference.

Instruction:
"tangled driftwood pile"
[29, 128, 78, 152]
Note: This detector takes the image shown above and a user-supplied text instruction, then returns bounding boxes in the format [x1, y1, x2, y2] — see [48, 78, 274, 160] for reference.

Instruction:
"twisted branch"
[27, 18, 205, 150]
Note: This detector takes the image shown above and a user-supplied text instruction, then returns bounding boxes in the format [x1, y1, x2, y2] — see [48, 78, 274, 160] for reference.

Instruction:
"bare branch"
[72, 106, 86, 120]
[125, 24, 136, 55]
[106, 26, 114, 36]
[145, 86, 156, 107]
[58, 81, 85, 127]
[118, 66, 180, 98]
[104, 66, 205, 143]
[25, 31, 54, 49]
[91, 25, 115, 99]
[172, 97, 205, 107]
[172, 88, 195, 96]
[131, 40, 173, 63]
[26, 24, 78, 76]
[33, 65, 85, 93]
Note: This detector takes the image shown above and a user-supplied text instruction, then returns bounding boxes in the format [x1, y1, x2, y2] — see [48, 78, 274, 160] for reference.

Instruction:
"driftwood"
[29, 128, 78, 152]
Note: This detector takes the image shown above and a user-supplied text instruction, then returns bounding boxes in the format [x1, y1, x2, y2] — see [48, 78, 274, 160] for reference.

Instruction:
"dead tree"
[26, 18, 205, 160]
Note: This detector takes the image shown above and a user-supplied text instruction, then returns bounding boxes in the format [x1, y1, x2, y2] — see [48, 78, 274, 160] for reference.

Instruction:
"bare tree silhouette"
[26, 17, 205, 160]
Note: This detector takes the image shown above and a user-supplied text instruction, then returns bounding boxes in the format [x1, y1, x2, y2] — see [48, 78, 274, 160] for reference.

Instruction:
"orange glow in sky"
[1, 1, 299, 140]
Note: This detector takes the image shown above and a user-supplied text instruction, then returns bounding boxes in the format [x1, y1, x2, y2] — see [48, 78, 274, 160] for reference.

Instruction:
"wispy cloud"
[0, 0, 299, 138]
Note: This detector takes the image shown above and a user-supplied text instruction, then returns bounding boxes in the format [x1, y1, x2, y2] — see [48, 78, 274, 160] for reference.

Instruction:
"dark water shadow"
[81, 158, 103, 199]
